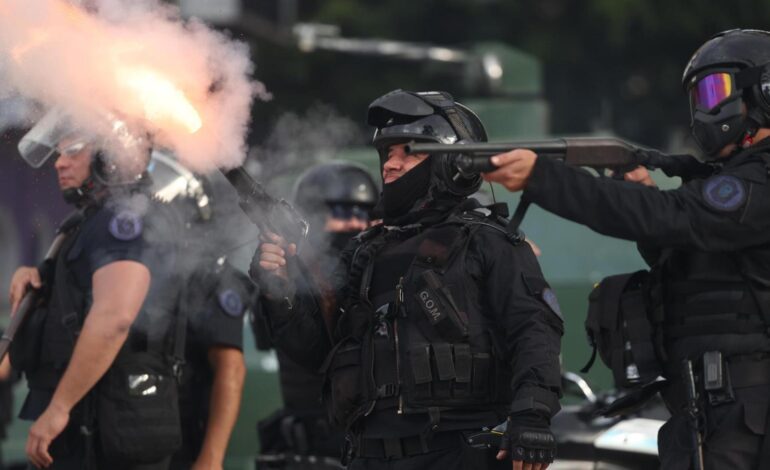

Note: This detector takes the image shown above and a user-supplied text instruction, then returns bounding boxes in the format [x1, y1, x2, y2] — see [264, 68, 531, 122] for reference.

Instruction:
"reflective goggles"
[329, 203, 372, 222]
[689, 72, 736, 112]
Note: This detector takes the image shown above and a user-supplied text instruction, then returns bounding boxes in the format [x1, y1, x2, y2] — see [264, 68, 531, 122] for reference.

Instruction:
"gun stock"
[0, 211, 83, 363]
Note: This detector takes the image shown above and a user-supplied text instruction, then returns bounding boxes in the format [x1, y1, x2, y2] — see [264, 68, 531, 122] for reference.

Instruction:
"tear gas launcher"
[405, 137, 711, 231]
[220, 167, 309, 246]
[405, 137, 709, 178]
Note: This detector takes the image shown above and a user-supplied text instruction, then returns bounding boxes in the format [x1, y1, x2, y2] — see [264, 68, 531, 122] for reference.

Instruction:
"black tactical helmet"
[682, 29, 770, 157]
[367, 90, 487, 196]
[292, 161, 379, 218]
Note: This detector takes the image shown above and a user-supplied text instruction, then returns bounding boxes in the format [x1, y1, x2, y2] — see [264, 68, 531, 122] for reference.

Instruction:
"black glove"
[499, 413, 556, 464]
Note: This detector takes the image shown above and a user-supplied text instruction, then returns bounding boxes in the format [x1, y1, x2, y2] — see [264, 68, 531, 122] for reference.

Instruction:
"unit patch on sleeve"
[542, 288, 564, 321]
[702, 175, 747, 212]
[218, 289, 244, 317]
[108, 211, 143, 241]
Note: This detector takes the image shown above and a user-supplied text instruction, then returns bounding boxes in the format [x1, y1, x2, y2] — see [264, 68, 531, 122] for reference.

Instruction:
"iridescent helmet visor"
[689, 72, 735, 113]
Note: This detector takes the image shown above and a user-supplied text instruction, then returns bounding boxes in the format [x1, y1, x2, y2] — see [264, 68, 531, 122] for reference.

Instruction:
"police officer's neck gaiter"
[381, 158, 431, 220]
[328, 230, 359, 254]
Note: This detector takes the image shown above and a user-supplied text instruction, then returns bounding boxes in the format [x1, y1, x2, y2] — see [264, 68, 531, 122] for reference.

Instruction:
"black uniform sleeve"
[523, 155, 770, 252]
[197, 266, 250, 351]
[75, 207, 149, 275]
[257, 248, 348, 371]
[468, 227, 564, 418]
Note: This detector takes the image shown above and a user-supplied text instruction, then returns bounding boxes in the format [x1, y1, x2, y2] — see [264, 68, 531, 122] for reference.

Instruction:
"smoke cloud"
[0, 0, 267, 172]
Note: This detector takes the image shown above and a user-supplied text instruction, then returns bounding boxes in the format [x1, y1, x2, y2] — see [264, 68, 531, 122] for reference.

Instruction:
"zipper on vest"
[395, 276, 405, 415]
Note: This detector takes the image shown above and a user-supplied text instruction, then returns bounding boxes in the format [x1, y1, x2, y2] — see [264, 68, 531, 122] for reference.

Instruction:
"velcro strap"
[667, 321, 767, 338]
[411, 345, 433, 385]
[454, 344, 472, 383]
[471, 353, 490, 397]
[433, 343, 456, 381]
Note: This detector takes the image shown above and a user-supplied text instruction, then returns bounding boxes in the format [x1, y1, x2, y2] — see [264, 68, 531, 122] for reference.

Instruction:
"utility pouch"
[320, 337, 366, 428]
[584, 270, 663, 389]
[8, 305, 47, 375]
[702, 350, 735, 406]
[414, 271, 468, 342]
[96, 352, 181, 463]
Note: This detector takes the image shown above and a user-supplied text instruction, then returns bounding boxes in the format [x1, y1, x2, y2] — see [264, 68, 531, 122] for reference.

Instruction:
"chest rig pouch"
[583, 270, 665, 389]
[397, 217, 513, 414]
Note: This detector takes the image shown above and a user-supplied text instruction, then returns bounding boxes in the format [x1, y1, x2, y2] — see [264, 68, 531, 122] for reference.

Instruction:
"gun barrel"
[406, 141, 568, 156]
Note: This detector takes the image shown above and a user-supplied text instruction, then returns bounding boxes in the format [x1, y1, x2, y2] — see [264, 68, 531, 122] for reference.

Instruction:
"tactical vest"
[323, 211, 515, 429]
[660, 248, 770, 354]
[18, 203, 184, 463]
[24, 226, 87, 390]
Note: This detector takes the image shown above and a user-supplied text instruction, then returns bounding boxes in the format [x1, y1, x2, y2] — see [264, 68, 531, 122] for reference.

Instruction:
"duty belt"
[355, 431, 460, 459]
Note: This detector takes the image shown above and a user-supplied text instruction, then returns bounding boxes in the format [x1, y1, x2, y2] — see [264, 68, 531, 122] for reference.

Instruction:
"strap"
[52, 228, 85, 341]
[506, 197, 531, 242]
[729, 256, 770, 337]
[735, 66, 763, 90]
[759, 396, 770, 469]
[172, 282, 188, 377]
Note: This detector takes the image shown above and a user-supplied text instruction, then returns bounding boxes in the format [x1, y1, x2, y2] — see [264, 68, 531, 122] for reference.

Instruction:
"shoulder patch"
[702, 175, 747, 212]
[541, 288, 564, 321]
[218, 289, 244, 317]
[108, 211, 143, 241]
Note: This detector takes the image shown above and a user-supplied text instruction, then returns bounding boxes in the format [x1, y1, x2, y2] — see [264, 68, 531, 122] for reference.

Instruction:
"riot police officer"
[485, 29, 770, 469]
[146, 155, 253, 470]
[8, 112, 182, 469]
[254, 90, 563, 470]
[254, 161, 378, 469]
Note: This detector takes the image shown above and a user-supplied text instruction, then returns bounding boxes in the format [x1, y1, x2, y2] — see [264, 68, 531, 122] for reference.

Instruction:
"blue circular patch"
[702, 175, 747, 212]
[218, 289, 244, 317]
[542, 288, 563, 320]
[109, 211, 143, 241]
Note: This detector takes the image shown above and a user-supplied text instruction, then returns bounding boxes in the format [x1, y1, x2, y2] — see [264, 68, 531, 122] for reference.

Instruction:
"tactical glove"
[499, 414, 556, 464]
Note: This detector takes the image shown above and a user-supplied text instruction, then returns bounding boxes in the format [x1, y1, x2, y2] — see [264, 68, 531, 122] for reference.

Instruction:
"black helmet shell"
[366, 90, 487, 197]
[292, 161, 379, 216]
[683, 29, 770, 89]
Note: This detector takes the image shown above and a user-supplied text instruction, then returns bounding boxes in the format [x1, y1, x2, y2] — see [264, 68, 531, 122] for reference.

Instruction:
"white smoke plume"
[0, 0, 268, 172]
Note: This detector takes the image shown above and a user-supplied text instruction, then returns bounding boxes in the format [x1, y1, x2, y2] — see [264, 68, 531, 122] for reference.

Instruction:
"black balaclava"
[381, 158, 432, 220]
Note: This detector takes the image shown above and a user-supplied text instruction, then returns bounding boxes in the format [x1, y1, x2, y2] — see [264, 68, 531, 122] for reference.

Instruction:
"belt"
[355, 431, 460, 459]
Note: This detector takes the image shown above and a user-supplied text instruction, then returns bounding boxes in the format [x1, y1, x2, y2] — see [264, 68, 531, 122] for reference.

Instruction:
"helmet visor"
[689, 72, 735, 112]
[373, 114, 458, 148]
[17, 109, 78, 168]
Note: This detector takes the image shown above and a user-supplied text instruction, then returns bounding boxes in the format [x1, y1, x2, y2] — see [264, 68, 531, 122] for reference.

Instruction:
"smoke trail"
[0, 0, 267, 172]
[251, 105, 364, 181]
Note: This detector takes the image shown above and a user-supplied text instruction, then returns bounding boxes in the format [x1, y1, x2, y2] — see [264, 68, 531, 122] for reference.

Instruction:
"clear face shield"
[18, 108, 151, 184]
[17, 109, 83, 168]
